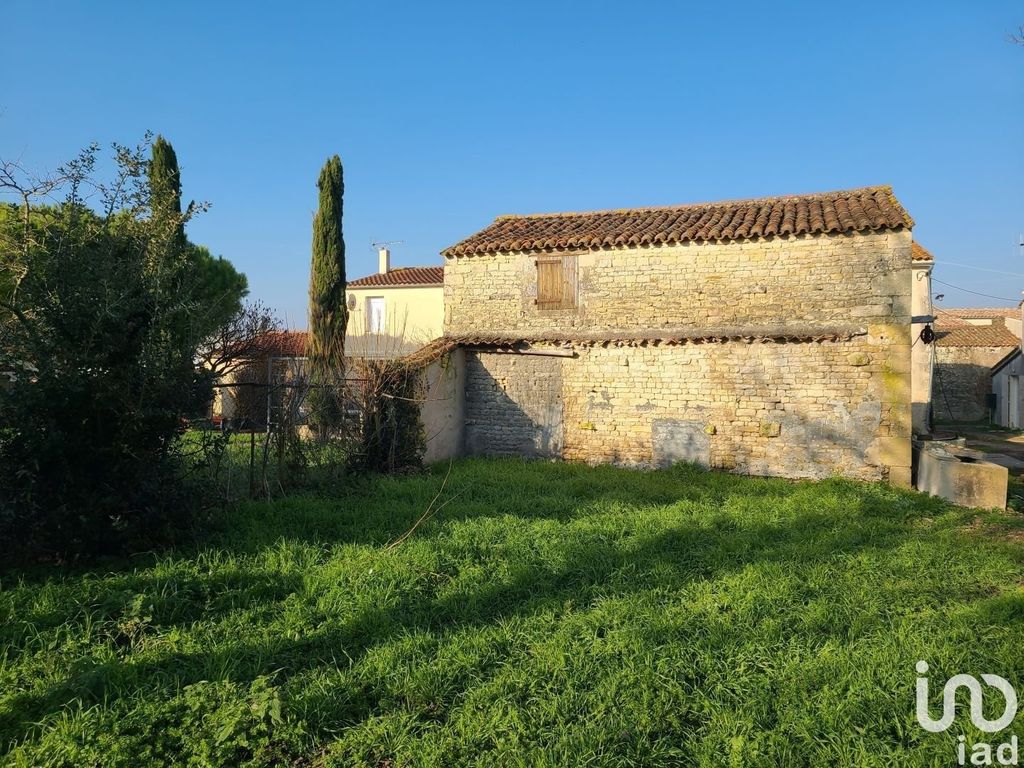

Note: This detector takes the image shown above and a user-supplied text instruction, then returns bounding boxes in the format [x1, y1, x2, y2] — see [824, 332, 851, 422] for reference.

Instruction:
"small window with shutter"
[536, 254, 578, 310]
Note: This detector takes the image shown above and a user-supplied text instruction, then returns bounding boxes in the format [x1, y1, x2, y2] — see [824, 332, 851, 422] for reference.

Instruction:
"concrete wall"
[933, 345, 1015, 422]
[446, 230, 913, 485]
[347, 285, 444, 342]
[1004, 316, 1023, 338]
[910, 259, 934, 434]
[916, 443, 1008, 510]
[420, 349, 465, 463]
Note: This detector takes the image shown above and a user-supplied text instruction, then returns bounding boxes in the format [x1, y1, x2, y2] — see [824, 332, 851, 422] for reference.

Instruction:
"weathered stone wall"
[445, 231, 912, 335]
[934, 346, 1013, 422]
[447, 230, 913, 484]
[465, 336, 910, 483]
[464, 352, 565, 457]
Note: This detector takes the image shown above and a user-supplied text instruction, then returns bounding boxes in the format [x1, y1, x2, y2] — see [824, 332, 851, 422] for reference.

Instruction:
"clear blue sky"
[3, 1, 1022, 326]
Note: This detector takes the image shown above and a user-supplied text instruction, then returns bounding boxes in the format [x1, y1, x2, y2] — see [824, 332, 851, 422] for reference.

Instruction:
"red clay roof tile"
[443, 185, 914, 257]
[349, 266, 443, 287]
[911, 242, 934, 261]
[934, 310, 1019, 348]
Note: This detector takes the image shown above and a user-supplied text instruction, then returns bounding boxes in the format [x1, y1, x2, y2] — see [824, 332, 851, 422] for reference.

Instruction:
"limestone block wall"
[464, 336, 911, 484]
[464, 352, 565, 457]
[447, 229, 913, 484]
[934, 346, 1014, 422]
[444, 231, 912, 335]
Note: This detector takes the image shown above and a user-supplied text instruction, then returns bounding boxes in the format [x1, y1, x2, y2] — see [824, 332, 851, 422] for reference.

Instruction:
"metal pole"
[266, 356, 273, 434]
[249, 430, 256, 499]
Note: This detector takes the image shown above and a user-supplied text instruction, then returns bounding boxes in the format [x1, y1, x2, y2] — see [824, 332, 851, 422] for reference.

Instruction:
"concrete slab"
[982, 453, 1024, 471]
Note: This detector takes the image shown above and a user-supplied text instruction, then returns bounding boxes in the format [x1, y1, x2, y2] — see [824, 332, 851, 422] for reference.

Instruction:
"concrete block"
[915, 444, 1008, 510]
[867, 436, 912, 469]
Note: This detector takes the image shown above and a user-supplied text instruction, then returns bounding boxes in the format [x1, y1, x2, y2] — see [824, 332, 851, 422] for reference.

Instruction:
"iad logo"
[916, 661, 1019, 765]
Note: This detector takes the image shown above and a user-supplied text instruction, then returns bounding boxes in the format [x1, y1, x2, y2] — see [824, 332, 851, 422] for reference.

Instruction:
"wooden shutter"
[560, 254, 577, 309]
[536, 255, 577, 309]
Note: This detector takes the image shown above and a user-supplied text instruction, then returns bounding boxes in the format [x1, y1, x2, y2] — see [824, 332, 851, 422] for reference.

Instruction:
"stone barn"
[428, 186, 927, 486]
[932, 308, 1021, 422]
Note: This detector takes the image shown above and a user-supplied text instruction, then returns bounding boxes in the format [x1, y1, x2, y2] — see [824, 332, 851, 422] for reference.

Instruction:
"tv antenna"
[371, 240, 404, 251]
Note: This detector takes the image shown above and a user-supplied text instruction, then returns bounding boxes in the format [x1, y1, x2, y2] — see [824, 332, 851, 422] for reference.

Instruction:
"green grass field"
[2, 460, 1023, 767]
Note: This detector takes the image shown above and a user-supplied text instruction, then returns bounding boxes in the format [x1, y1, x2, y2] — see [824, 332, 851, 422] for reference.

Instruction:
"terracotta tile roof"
[401, 327, 868, 370]
[246, 331, 434, 361]
[911, 242, 934, 261]
[940, 307, 1019, 320]
[349, 266, 443, 287]
[250, 331, 308, 357]
[934, 312, 1019, 348]
[430, 325, 864, 349]
[443, 185, 913, 257]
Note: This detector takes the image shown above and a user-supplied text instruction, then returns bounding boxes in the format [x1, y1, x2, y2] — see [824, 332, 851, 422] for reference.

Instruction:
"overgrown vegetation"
[349, 358, 427, 473]
[0, 137, 247, 561]
[1, 460, 1021, 767]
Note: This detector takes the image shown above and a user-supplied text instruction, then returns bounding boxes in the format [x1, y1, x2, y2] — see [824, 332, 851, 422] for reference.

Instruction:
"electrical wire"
[939, 261, 1024, 278]
[931, 278, 1020, 303]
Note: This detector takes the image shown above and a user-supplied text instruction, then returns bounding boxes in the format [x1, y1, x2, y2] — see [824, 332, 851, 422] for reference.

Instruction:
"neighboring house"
[211, 251, 445, 425]
[212, 331, 308, 427]
[992, 346, 1024, 429]
[932, 307, 1021, 422]
[346, 248, 443, 357]
[433, 185, 923, 486]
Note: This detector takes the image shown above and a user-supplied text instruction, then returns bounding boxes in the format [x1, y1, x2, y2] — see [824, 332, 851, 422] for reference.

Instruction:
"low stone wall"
[462, 335, 912, 485]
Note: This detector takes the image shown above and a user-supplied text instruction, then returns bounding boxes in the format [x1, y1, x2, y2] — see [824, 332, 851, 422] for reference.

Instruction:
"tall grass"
[1, 460, 1022, 766]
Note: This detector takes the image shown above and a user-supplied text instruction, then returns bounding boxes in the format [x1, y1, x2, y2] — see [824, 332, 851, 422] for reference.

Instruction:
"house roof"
[911, 242, 934, 262]
[349, 266, 443, 287]
[933, 311, 1020, 348]
[939, 307, 1019, 320]
[443, 185, 914, 258]
[402, 326, 870, 371]
[244, 330, 429, 361]
[251, 331, 308, 357]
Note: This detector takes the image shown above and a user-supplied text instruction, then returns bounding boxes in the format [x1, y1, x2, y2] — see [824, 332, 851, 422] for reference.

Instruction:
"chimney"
[378, 247, 391, 274]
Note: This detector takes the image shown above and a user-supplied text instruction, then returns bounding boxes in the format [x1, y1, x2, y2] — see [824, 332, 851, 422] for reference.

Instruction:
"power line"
[938, 261, 1024, 278]
[931, 278, 1020, 303]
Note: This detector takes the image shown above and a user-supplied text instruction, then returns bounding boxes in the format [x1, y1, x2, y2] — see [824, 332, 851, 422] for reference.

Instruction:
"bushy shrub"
[0, 139, 240, 561]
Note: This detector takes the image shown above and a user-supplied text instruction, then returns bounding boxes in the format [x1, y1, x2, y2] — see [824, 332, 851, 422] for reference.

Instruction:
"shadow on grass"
[0, 460, 989, 750]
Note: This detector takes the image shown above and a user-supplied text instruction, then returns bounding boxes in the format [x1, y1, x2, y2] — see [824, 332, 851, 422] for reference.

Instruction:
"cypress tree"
[149, 135, 185, 248]
[307, 155, 347, 400]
